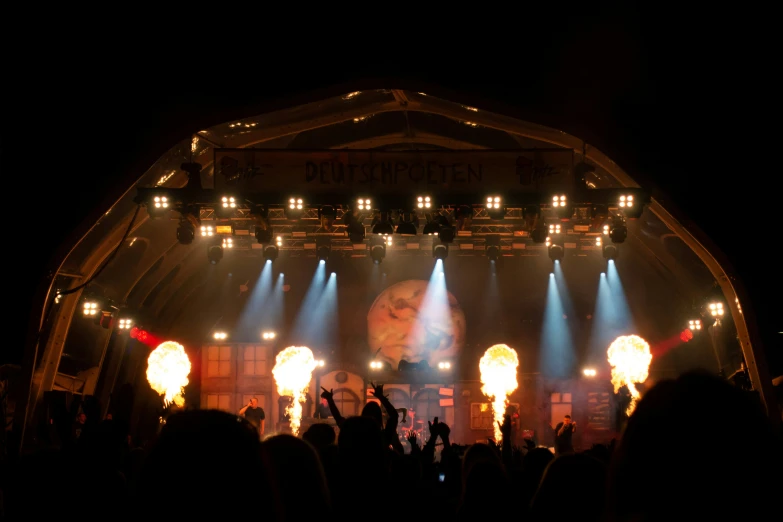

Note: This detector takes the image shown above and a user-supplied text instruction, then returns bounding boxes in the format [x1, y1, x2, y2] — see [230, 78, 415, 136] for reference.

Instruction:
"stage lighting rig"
[609, 214, 627, 243]
[370, 235, 386, 264]
[688, 319, 703, 331]
[707, 301, 724, 318]
[176, 205, 200, 245]
[603, 244, 618, 260]
[316, 237, 331, 262]
[216, 195, 239, 218]
[548, 223, 562, 236]
[417, 196, 432, 209]
[222, 237, 234, 249]
[583, 368, 597, 377]
[82, 299, 100, 317]
[548, 243, 564, 261]
[200, 225, 214, 237]
[263, 245, 279, 261]
[396, 210, 419, 235]
[595, 236, 602, 247]
[602, 224, 610, 236]
[486, 196, 505, 219]
[485, 234, 501, 261]
[371, 211, 395, 235]
[357, 198, 372, 211]
[551, 194, 572, 218]
[213, 331, 228, 340]
[437, 361, 452, 370]
[319, 205, 337, 231]
[147, 193, 171, 218]
[285, 197, 305, 219]
[262, 331, 276, 340]
[433, 242, 449, 260]
[369, 361, 383, 370]
[208, 245, 223, 264]
[616, 191, 645, 218]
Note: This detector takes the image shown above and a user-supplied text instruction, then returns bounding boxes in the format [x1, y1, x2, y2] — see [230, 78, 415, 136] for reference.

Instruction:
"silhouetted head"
[302, 422, 336, 450]
[134, 410, 277, 520]
[460, 460, 510, 517]
[361, 401, 383, 427]
[531, 453, 607, 522]
[338, 416, 385, 471]
[462, 443, 501, 485]
[608, 371, 783, 520]
[522, 447, 555, 482]
[264, 434, 330, 518]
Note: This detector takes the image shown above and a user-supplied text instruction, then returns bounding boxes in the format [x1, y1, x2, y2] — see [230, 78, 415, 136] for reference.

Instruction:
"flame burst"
[479, 344, 520, 442]
[146, 341, 191, 407]
[272, 346, 317, 436]
[607, 335, 653, 416]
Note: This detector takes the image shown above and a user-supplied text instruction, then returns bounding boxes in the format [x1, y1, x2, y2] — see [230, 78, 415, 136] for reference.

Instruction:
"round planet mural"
[367, 280, 466, 368]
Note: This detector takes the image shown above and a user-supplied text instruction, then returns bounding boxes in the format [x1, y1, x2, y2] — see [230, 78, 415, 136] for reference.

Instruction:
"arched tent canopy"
[14, 89, 777, 450]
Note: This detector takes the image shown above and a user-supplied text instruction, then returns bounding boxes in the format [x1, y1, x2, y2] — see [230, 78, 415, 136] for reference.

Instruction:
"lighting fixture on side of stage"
[316, 237, 331, 262]
[609, 214, 627, 243]
[370, 361, 383, 370]
[688, 319, 702, 331]
[262, 331, 276, 340]
[118, 318, 133, 330]
[438, 361, 452, 370]
[208, 245, 223, 264]
[285, 197, 305, 219]
[433, 243, 449, 260]
[213, 331, 228, 340]
[595, 236, 602, 247]
[708, 301, 724, 317]
[315, 359, 325, 367]
[417, 196, 432, 209]
[222, 237, 234, 249]
[357, 198, 372, 211]
[583, 368, 597, 377]
[551, 194, 572, 218]
[146, 192, 171, 218]
[486, 196, 505, 219]
[618, 194, 634, 209]
[548, 223, 562, 235]
[216, 195, 238, 218]
[200, 225, 214, 237]
[485, 234, 501, 261]
[83, 300, 100, 317]
[602, 224, 610, 235]
[176, 205, 200, 245]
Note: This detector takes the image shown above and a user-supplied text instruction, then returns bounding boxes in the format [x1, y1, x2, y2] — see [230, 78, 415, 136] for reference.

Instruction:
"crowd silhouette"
[1, 370, 780, 521]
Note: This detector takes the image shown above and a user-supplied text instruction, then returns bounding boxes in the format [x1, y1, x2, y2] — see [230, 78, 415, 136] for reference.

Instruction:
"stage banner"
[213, 149, 574, 195]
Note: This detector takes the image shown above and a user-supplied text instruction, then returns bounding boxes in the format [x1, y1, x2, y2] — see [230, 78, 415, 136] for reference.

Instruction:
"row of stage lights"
[143, 187, 642, 266]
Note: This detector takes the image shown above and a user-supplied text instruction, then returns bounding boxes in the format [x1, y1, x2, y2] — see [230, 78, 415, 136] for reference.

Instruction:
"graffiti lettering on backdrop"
[214, 149, 574, 194]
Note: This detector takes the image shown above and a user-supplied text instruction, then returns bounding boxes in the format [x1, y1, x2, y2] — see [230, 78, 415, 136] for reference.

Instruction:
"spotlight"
[82, 300, 99, 317]
[222, 237, 234, 249]
[688, 319, 702, 331]
[548, 223, 562, 235]
[386, 235, 393, 247]
[208, 245, 223, 264]
[618, 192, 645, 218]
[262, 331, 276, 340]
[417, 196, 432, 209]
[316, 359, 325, 367]
[551, 194, 571, 217]
[396, 210, 419, 235]
[618, 194, 634, 209]
[370, 236, 386, 264]
[147, 193, 171, 218]
[433, 243, 448, 260]
[213, 331, 228, 340]
[602, 224, 610, 235]
[216, 195, 238, 217]
[595, 236, 602, 247]
[485, 196, 505, 219]
[548, 244, 564, 261]
[357, 198, 372, 211]
[370, 361, 383, 370]
[118, 318, 133, 330]
[708, 302, 724, 317]
[263, 245, 279, 261]
[316, 238, 331, 262]
[609, 214, 627, 243]
[602, 244, 618, 260]
[583, 368, 597, 377]
[200, 225, 214, 237]
[285, 197, 305, 219]
[254, 227, 273, 244]
[371, 212, 395, 235]
[437, 361, 452, 370]
[276, 236, 283, 247]
[486, 234, 501, 261]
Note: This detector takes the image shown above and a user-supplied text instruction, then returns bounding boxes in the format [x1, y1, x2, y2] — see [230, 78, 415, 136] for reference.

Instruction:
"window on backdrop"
[207, 346, 231, 377]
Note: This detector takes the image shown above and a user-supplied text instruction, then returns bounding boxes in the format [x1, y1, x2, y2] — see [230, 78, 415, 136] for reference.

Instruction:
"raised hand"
[369, 382, 385, 399]
[428, 416, 443, 438]
[320, 387, 333, 400]
[499, 414, 512, 438]
[407, 430, 418, 447]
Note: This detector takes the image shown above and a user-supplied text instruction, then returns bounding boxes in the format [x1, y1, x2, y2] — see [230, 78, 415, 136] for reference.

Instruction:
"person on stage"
[554, 414, 577, 455]
[239, 397, 266, 436]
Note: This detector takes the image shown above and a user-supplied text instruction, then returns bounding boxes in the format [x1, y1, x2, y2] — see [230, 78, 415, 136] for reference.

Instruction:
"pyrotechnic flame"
[479, 344, 519, 442]
[146, 341, 191, 407]
[272, 346, 317, 436]
[607, 335, 652, 416]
